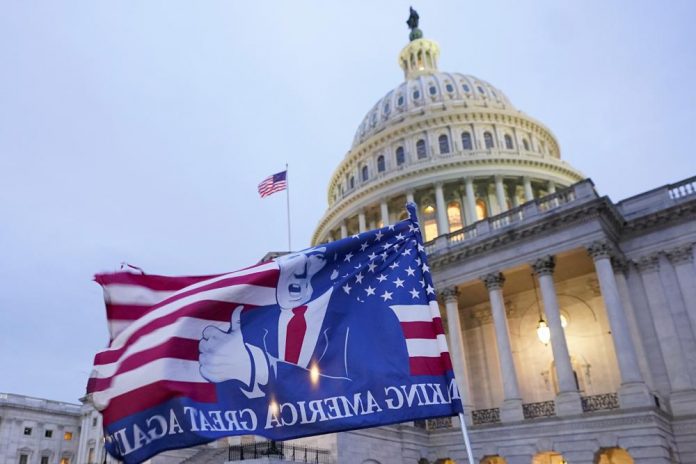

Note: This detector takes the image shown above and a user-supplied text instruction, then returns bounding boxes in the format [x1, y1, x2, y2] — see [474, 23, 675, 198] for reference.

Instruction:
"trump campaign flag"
[87, 204, 463, 463]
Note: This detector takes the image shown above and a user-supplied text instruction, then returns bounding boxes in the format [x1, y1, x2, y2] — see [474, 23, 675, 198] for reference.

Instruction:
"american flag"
[88, 263, 280, 425]
[86, 204, 454, 442]
[257, 170, 287, 198]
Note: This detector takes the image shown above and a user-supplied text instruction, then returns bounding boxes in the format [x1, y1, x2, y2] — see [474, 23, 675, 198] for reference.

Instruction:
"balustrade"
[522, 400, 556, 419]
[472, 408, 501, 425]
[581, 393, 619, 412]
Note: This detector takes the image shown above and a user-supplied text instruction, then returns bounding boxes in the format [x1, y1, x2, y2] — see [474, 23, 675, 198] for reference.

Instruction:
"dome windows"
[349, 176, 355, 190]
[462, 83, 471, 93]
[416, 139, 428, 159]
[395, 146, 406, 165]
[412, 89, 421, 100]
[377, 155, 385, 173]
[523, 139, 530, 151]
[477, 85, 485, 94]
[361, 165, 369, 182]
[397, 95, 404, 107]
[461, 132, 473, 150]
[504, 134, 514, 150]
[484, 132, 495, 149]
[439, 134, 450, 154]
[383, 103, 390, 115]
[445, 83, 454, 93]
[370, 112, 378, 127]
[429, 85, 437, 96]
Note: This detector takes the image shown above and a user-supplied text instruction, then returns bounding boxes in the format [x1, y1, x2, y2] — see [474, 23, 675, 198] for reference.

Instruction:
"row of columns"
[335, 177, 557, 239]
[443, 240, 655, 423]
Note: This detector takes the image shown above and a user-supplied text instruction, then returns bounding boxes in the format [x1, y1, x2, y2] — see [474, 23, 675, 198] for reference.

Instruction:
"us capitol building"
[2, 12, 696, 464]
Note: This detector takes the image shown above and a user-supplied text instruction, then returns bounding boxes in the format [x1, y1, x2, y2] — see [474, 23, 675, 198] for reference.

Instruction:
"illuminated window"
[416, 139, 427, 159]
[421, 203, 438, 241]
[64, 431, 73, 441]
[377, 155, 385, 173]
[504, 134, 514, 149]
[395, 146, 405, 165]
[461, 132, 472, 150]
[60, 458, 70, 464]
[484, 132, 494, 149]
[476, 199, 488, 220]
[447, 201, 463, 232]
[438, 134, 450, 154]
[88, 447, 95, 464]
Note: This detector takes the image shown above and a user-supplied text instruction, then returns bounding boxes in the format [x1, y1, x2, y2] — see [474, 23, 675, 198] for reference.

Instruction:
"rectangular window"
[23, 427, 32, 436]
[41, 457, 49, 464]
[92, 417, 97, 427]
[19, 455, 28, 464]
[60, 458, 69, 464]
[45, 430, 53, 438]
[63, 431, 73, 441]
[87, 447, 94, 464]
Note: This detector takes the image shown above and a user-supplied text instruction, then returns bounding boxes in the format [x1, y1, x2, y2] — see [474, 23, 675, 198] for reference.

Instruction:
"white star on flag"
[377, 274, 387, 282]
[365, 286, 376, 296]
[381, 290, 393, 301]
[343, 283, 352, 294]
[393, 277, 405, 288]
[355, 272, 364, 284]
[344, 252, 353, 262]
[405, 266, 416, 276]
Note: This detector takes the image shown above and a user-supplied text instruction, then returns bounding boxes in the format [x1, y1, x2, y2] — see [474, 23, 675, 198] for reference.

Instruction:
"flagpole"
[285, 163, 292, 251]
[458, 412, 475, 463]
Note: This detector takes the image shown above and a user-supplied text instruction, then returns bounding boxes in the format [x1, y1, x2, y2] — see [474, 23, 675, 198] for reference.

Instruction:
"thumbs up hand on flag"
[199, 306, 253, 386]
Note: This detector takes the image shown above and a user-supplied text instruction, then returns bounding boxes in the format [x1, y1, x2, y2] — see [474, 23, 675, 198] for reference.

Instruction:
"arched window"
[475, 199, 488, 220]
[523, 139, 530, 151]
[377, 155, 385, 173]
[484, 132, 494, 149]
[361, 165, 369, 182]
[461, 132, 473, 150]
[438, 134, 450, 154]
[421, 202, 438, 241]
[447, 201, 463, 232]
[504, 134, 514, 150]
[416, 139, 427, 159]
[395, 146, 405, 165]
[349, 176, 355, 189]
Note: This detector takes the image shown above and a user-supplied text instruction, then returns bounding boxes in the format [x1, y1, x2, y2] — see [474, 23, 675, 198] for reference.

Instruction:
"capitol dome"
[312, 27, 584, 245]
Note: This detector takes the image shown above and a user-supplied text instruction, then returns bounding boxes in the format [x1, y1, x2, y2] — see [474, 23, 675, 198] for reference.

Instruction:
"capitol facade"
[2, 14, 696, 464]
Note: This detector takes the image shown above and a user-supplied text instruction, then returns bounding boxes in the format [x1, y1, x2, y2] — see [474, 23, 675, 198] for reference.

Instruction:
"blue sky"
[1, 1, 694, 403]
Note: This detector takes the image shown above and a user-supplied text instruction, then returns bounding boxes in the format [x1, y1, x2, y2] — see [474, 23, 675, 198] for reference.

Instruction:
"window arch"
[475, 198, 488, 220]
[438, 134, 450, 154]
[349, 176, 355, 189]
[461, 132, 473, 150]
[416, 139, 427, 159]
[361, 165, 369, 182]
[484, 132, 494, 149]
[504, 134, 514, 150]
[395, 146, 405, 165]
[377, 155, 385, 173]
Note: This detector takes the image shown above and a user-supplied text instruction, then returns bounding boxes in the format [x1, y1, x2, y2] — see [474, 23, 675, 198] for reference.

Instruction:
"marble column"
[465, 178, 477, 222]
[340, 222, 347, 239]
[523, 177, 534, 202]
[666, 244, 696, 340]
[482, 272, 524, 422]
[380, 201, 389, 227]
[459, 187, 473, 226]
[434, 183, 448, 236]
[358, 211, 366, 233]
[494, 176, 507, 213]
[547, 181, 556, 194]
[636, 254, 696, 415]
[532, 256, 582, 416]
[587, 241, 653, 407]
[440, 287, 474, 423]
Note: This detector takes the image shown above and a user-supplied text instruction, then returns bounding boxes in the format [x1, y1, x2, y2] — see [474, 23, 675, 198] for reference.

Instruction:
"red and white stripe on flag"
[88, 263, 280, 426]
[390, 301, 452, 376]
[257, 170, 287, 198]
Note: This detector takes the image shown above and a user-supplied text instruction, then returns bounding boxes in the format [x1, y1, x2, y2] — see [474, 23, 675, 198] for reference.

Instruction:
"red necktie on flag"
[285, 305, 308, 364]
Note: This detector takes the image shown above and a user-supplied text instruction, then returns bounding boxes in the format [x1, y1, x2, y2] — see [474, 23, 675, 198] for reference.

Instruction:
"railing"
[522, 400, 556, 419]
[668, 176, 696, 200]
[581, 393, 619, 412]
[427, 417, 453, 429]
[472, 408, 501, 425]
[423, 180, 597, 254]
[228, 441, 332, 463]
